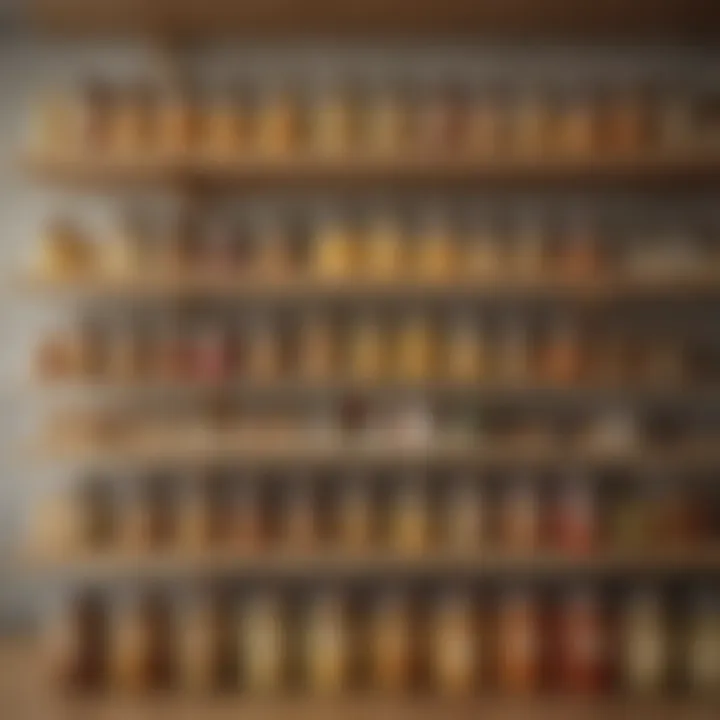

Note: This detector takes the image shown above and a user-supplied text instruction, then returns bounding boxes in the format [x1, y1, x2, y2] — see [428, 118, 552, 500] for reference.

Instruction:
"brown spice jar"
[498, 592, 540, 694]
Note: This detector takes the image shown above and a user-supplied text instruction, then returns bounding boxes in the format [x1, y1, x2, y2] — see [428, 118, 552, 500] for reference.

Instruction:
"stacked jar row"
[35, 474, 719, 556]
[36, 214, 715, 282]
[38, 314, 700, 386]
[34, 82, 715, 159]
[47, 587, 720, 696]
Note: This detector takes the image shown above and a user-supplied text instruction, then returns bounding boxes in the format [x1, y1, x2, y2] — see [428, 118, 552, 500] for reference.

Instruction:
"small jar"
[513, 92, 551, 157]
[202, 220, 244, 278]
[542, 319, 583, 385]
[312, 87, 355, 157]
[77, 81, 114, 152]
[256, 218, 294, 280]
[258, 88, 302, 157]
[391, 402, 435, 449]
[103, 213, 155, 279]
[105, 322, 141, 381]
[554, 479, 596, 555]
[112, 83, 156, 157]
[203, 87, 253, 157]
[414, 86, 466, 153]
[80, 478, 119, 550]
[36, 218, 93, 279]
[467, 221, 503, 278]
[150, 316, 188, 381]
[468, 93, 503, 156]
[372, 593, 412, 692]
[431, 592, 477, 695]
[445, 317, 487, 382]
[178, 484, 209, 551]
[559, 217, 600, 281]
[42, 593, 84, 688]
[246, 319, 282, 381]
[622, 591, 667, 694]
[558, 591, 605, 694]
[304, 594, 347, 694]
[348, 317, 387, 381]
[443, 477, 484, 550]
[557, 93, 597, 157]
[338, 477, 374, 550]
[284, 483, 316, 550]
[610, 485, 650, 551]
[298, 313, 337, 379]
[686, 594, 720, 694]
[602, 90, 649, 155]
[364, 215, 405, 280]
[392, 479, 429, 554]
[414, 215, 456, 282]
[365, 90, 408, 157]
[157, 87, 198, 156]
[232, 482, 263, 550]
[176, 594, 216, 693]
[503, 479, 539, 552]
[512, 215, 547, 279]
[191, 322, 231, 384]
[396, 316, 436, 380]
[497, 319, 531, 384]
[239, 595, 286, 693]
[108, 593, 151, 693]
[119, 483, 152, 552]
[312, 219, 357, 279]
[498, 591, 540, 694]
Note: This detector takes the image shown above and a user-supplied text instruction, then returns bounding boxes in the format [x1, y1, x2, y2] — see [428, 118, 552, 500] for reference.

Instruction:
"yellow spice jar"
[372, 594, 413, 693]
[364, 215, 405, 280]
[431, 593, 477, 696]
[304, 594, 347, 695]
[415, 216, 456, 282]
[312, 219, 357, 279]
[396, 315, 436, 380]
[240, 595, 286, 693]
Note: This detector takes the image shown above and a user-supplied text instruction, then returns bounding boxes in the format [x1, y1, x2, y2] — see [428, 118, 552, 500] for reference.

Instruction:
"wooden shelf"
[18, 272, 720, 302]
[34, 435, 720, 472]
[33, 0, 720, 40]
[30, 549, 720, 584]
[23, 152, 720, 191]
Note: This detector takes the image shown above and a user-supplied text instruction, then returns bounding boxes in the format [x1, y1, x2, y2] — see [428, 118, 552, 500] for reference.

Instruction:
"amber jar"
[204, 87, 253, 157]
[392, 479, 429, 554]
[513, 215, 547, 279]
[108, 594, 151, 692]
[298, 313, 337, 379]
[365, 90, 409, 157]
[622, 591, 667, 694]
[602, 90, 650, 155]
[150, 316, 188, 381]
[312, 218, 357, 279]
[239, 595, 286, 693]
[513, 92, 551, 157]
[176, 594, 217, 693]
[414, 215, 456, 282]
[103, 213, 155, 279]
[112, 83, 156, 157]
[686, 594, 720, 695]
[312, 87, 355, 157]
[445, 317, 487, 382]
[542, 319, 583, 385]
[258, 88, 302, 157]
[396, 315, 436, 380]
[157, 88, 198, 156]
[498, 591, 540, 694]
[503, 479, 539, 552]
[338, 477, 374, 550]
[364, 215, 405, 280]
[468, 93, 503, 156]
[105, 322, 142, 381]
[414, 86, 466, 153]
[557, 591, 605, 694]
[371, 593, 413, 692]
[431, 592, 477, 696]
[557, 93, 597, 157]
[304, 594, 347, 695]
[443, 477, 484, 550]
[554, 480, 596, 555]
[42, 594, 84, 688]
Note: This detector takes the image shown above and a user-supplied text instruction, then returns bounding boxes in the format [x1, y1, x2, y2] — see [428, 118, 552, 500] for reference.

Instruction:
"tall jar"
[176, 593, 216, 693]
[431, 592, 477, 695]
[108, 593, 151, 693]
[498, 590, 540, 694]
[239, 594, 286, 693]
[304, 593, 347, 695]
[622, 591, 667, 694]
[686, 593, 720, 694]
[392, 477, 429, 555]
[371, 593, 413, 693]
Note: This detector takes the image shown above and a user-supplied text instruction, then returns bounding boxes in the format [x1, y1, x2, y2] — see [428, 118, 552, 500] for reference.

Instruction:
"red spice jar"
[557, 590, 606, 694]
[554, 479, 597, 555]
[498, 590, 541, 694]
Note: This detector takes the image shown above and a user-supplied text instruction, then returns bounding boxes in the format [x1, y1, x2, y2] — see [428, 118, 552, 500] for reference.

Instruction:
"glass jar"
[312, 88, 355, 157]
[246, 319, 282, 381]
[77, 81, 114, 152]
[191, 322, 231, 384]
[392, 478, 429, 554]
[443, 477, 484, 550]
[542, 319, 583, 385]
[105, 322, 141, 381]
[622, 591, 667, 694]
[157, 87, 198, 156]
[687, 594, 720, 694]
[204, 87, 252, 157]
[339, 477, 374, 550]
[372, 593, 412, 692]
[256, 218, 294, 280]
[239, 595, 285, 693]
[498, 591, 540, 694]
[112, 83, 156, 157]
[42, 594, 83, 688]
[312, 219, 356, 279]
[445, 317, 486, 382]
[602, 90, 649, 155]
[559, 217, 600, 282]
[178, 484, 208, 551]
[298, 313, 337, 379]
[503, 478, 539, 552]
[467, 221, 503, 278]
[108, 593, 150, 692]
[348, 317, 386, 381]
[513, 91, 551, 157]
[468, 93, 503, 156]
[555, 479, 596, 555]
[365, 90, 408, 157]
[396, 315, 436, 380]
[431, 592, 477, 695]
[176, 594, 216, 693]
[415, 215, 456, 282]
[558, 590, 605, 694]
[37, 218, 92, 279]
[497, 319, 531, 384]
[513, 215, 547, 279]
[284, 483, 316, 550]
[305, 594, 347, 694]
[558, 93, 596, 157]
[414, 86, 466, 154]
[364, 215, 405, 280]
[258, 88, 302, 157]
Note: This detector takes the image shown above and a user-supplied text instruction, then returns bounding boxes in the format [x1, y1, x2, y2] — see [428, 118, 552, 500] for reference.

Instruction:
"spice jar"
[414, 85, 466, 153]
[284, 482, 316, 550]
[431, 592, 477, 695]
[30, 490, 83, 558]
[202, 219, 244, 278]
[304, 594, 347, 694]
[204, 87, 252, 157]
[558, 590, 605, 694]
[445, 316, 486, 382]
[312, 218, 356, 279]
[513, 91, 551, 157]
[392, 478, 429, 554]
[32, 91, 78, 156]
[658, 93, 693, 150]
[239, 594, 286, 693]
[312, 87, 355, 157]
[150, 316, 187, 381]
[108, 593, 151, 692]
[298, 313, 337, 379]
[443, 477, 483, 550]
[178, 484, 209, 551]
[77, 81, 114, 152]
[497, 319, 531, 384]
[339, 477, 374, 550]
[513, 214, 547, 279]
[112, 83, 156, 157]
[498, 591, 540, 694]
[542, 319, 583, 385]
[157, 87, 198, 156]
[364, 215, 405, 280]
[602, 90, 649, 155]
[256, 218, 295, 280]
[105, 321, 141, 381]
[686, 593, 720, 694]
[42, 594, 84, 688]
[415, 215, 456, 282]
[348, 316, 387, 381]
[622, 591, 667, 693]
[391, 402, 435, 449]
[467, 220, 503, 278]
[371, 593, 412, 692]
[191, 322, 231, 384]
[365, 90, 408, 157]
[468, 92, 503, 156]
[610, 485, 650, 551]
[246, 318, 282, 381]
[176, 594, 216, 693]
[557, 92, 596, 157]
[503, 478, 539, 552]
[396, 315, 436, 380]
[102, 213, 154, 279]
[258, 88, 302, 157]
[554, 479, 596, 555]
[36, 218, 93, 279]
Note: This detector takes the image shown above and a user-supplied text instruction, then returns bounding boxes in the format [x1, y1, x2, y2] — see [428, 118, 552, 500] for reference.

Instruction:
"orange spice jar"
[395, 315, 437, 381]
